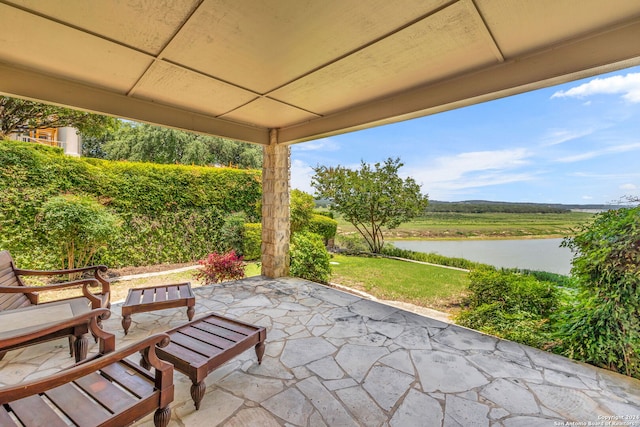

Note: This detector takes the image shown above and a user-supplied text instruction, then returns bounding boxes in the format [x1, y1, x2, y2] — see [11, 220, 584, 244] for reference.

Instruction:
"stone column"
[261, 129, 290, 278]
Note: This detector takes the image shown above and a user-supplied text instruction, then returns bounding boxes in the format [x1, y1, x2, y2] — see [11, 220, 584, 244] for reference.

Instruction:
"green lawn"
[329, 254, 469, 312]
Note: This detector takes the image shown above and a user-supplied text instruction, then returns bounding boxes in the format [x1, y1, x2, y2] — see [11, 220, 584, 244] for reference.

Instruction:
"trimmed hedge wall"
[0, 140, 261, 268]
[243, 223, 262, 261]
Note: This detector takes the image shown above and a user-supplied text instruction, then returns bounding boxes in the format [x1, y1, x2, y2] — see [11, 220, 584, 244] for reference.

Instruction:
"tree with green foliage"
[40, 195, 121, 270]
[0, 96, 115, 139]
[312, 157, 428, 253]
[555, 206, 640, 378]
[99, 122, 262, 168]
[290, 189, 315, 233]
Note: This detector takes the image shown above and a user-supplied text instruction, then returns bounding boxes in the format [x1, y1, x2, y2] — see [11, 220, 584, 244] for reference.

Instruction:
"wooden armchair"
[0, 250, 111, 360]
[0, 333, 174, 427]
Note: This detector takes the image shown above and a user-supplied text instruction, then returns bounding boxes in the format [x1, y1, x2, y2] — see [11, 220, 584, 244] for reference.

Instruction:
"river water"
[391, 238, 574, 275]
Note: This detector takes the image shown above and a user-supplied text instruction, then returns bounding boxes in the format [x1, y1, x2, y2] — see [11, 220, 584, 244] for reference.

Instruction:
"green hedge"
[243, 223, 262, 261]
[0, 140, 261, 268]
[308, 213, 337, 244]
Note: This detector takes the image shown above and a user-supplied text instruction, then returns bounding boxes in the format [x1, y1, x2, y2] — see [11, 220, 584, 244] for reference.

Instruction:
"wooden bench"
[144, 314, 266, 410]
[0, 250, 111, 360]
[121, 282, 195, 335]
[0, 333, 174, 427]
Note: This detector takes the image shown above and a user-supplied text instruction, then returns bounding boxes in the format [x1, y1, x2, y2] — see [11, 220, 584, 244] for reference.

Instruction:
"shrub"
[39, 194, 120, 269]
[219, 212, 247, 255]
[308, 213, 337, 245]
[455, 268, 559, 348]
[553, 207, 640, 378]
[194, 250, 245, 285]
[243, 223, 262, 261]
[290, 231, 331, 283]
[290, 189, 315, 233]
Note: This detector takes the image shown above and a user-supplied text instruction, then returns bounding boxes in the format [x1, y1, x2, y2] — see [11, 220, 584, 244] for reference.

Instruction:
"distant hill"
[425, 200, 627, 214]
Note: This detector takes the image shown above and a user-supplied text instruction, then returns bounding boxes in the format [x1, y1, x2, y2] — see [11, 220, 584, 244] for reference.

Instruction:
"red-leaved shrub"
[194, 250, 245, 284]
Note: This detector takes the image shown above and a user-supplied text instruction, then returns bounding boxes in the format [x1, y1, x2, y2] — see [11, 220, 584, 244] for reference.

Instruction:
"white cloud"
[582, 195, 593, 200]
[290, 159, 315, 194]
[541, 128, 595, 146]
[291, 138, 340, 152]
[620, 183, 637, 190]
[555, 142, 640, 163]
[551, 72, 640, 103]
[406, 149, 535, 196]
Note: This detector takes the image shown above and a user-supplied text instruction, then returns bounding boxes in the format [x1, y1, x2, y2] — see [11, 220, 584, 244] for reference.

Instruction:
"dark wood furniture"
[0, 333, 174, 427]
[121, 282, 196, 335]
[0, 305, 112, 362]
[146, 314, 266, 410]
[0, 250, 111, 360]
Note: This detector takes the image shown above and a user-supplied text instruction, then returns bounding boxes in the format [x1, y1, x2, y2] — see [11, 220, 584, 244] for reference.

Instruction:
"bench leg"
[154, 406, 171, 427]
[122, 314, 132, 335]
[74, 334, 89, 362]
[190, 381, 206, 410]
[255, 341, 265, 364]
[187, 305, 195, 321]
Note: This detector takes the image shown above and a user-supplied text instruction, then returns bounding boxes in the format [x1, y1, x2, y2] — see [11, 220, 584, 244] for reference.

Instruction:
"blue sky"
[290, 65, 640, 205]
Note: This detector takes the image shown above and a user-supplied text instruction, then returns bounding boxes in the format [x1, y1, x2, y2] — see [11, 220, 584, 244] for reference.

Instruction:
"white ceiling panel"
[0, 3, 152, 92]
[476, 0, 640, 57]
[221, 97, 320, 128]
[132, 61, 257, 117]
[3, 0, 201, 55]
[162, 0, 449, 94]
[270, 0, 500, 115]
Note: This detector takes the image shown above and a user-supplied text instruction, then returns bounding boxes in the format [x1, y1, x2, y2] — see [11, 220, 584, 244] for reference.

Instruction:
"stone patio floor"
[1, 276, 639, 426]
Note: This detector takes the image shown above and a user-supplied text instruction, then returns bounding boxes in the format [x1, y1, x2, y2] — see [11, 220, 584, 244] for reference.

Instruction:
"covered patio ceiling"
[1, 0, 640, 146]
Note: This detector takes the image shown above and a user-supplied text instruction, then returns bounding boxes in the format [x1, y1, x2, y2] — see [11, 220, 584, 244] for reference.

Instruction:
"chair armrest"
[0, 333, 172, 404]
[0, 308, 114, 353]
[0, 278, 109, 309]
[0, 278, 101, 293]
[15, 264, 109, 286]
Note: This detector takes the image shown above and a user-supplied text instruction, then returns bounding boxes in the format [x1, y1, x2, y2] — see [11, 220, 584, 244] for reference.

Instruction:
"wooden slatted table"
[121, 283, 195, 335]
[150, 314, 266, 410]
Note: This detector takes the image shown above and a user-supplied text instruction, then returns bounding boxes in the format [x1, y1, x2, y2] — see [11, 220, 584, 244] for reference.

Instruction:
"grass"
[329, 254, 469, 312]
[335, 211, 593, 239]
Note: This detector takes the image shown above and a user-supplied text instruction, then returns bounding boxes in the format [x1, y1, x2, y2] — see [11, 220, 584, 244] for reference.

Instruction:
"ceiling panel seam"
[261, 0, 462, 98]
[0, 1, 154, 57]
[126, 0, 206, 97]
[469, 0, 504, 62]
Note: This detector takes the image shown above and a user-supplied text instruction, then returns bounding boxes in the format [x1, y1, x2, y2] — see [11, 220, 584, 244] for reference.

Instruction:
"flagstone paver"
[1, 276, 638, 426]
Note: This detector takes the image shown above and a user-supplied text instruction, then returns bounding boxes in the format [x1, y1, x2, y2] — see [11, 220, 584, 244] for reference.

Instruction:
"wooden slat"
[125, 289, 143, 306]
[141, 289, 155, 304]
[10, 395, 69, 427]
[75, 372, 139, 413]
[0, 293, 31, 310]
[0, 405, 19, 426]
[196, 321, 248, 342]
[203, 317, 258, 336]
[171, 331, 224, 357]
[162, 341, 209, 365]
[0, 269, 19, 287]
[179, 326, 236, 351]
[177, 284, 192, 299]
[47, 382, 111, 426]
[167, 286, 178, 300]
[154, 287, 167, 302]
[101, 362, 155, 398]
